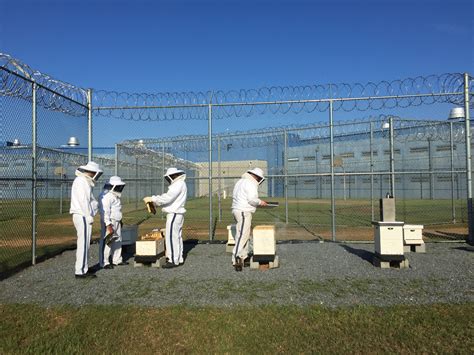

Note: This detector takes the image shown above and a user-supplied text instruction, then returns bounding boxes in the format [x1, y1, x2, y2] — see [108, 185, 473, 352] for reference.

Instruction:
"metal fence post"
[450, 122, 456, 223]
[31, 81, 37, 265]
[463, 73, 473, 244]
[329, 100, 336, 241]
[217, 135, 222, 222]
[135, 157, 138, 209]
[162, 144, 165, 195]
[87, 89, 92, 161]
[389, 116, 395, 197]
[370, 121, 374, 221]
[284, 129, 289, 224]
[208, 101, 213, 240]
[428, 138, 434, 199]
[114, 143, 119, 176]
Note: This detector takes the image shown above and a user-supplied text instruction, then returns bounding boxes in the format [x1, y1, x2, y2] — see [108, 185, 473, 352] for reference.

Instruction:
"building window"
[287, 157, 299, 162]
[411, 176, 429, 183]
[339, 152, 354, 158]
[410, 147, 428, 153]
[361, 151, 378, 157]
[437, 175, 457, 182]
[436, 145, 456, 152]
[303, 156, 316, 161]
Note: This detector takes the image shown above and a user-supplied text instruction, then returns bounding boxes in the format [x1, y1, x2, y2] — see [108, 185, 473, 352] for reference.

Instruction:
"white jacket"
[231, 173, 262, 213]
[99, 190, 123, 226]
[69, 175, 99, 223]
[152, 175, 187, 214]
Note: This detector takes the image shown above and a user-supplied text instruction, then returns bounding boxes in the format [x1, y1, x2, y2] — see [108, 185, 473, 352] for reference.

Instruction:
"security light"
[67, 136, 80, 146]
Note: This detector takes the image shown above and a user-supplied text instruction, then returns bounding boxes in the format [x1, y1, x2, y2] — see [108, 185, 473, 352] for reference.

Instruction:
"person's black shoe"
[103, 264, 114, 269]
[234, 257, 243, 272]
[114, 261, 129, 266]
[75, 273, 97, 279]
[162, 262, 177, 269]
[243, 257, 251, 267]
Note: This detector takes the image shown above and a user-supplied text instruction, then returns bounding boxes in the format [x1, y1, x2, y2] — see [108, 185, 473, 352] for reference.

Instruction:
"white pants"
[99, 220, 123, 267]
[232, 210, 253, 264]
[165, 213, 184, 265]
[73, 214, 92, 275]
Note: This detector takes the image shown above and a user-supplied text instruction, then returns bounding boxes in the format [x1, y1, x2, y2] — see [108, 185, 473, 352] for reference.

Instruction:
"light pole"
[59, 136, 80, 214]
[382, 118, 395, 197]
[448, 108, 464, 223]
[315, 147, 319, 198]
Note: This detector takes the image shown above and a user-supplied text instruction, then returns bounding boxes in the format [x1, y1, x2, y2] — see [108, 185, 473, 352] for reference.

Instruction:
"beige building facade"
[195, 160, 268, 198]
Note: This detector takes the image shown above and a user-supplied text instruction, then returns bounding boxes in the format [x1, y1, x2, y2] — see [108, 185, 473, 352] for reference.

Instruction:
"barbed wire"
[94, 73, 472, 121]
[0, 53, 88, 116]
[1, 52, 472, 120]
[119, 116, 467, 153]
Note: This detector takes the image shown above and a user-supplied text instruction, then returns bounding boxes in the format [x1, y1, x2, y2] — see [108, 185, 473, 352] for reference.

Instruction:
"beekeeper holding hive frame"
[99, 176, 128, 269]
[143, 168, 187, 268]
[231, 167, 268, 271]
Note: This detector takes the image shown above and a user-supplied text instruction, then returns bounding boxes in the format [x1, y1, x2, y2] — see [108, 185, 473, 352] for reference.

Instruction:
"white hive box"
[226, 224, 236, 253]
[403, 224, 424, 245]
[403, 224, 425, 253]
[136, 238, 165, 256]
[372, 221, 404, 259]
[227, 224, 236, 245]
[253, 225, 276, 257]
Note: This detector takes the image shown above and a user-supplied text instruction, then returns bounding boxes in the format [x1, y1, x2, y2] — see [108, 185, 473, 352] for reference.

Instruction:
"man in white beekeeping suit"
[69, 161, 103, 279]
[231, 167, 268, 272]
[99, 176, 128, 269]
[143, 167, 187, 269]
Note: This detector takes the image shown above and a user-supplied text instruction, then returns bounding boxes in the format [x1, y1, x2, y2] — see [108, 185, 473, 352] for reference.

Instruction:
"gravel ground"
[0, 242, 473, 308]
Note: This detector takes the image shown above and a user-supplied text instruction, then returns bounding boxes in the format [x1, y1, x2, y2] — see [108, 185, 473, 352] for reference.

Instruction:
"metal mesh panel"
[35, 85, 89, 266]
[118, 117, 470, 242]
[1, 54, 472, 276]
[1, 89, 34, 273]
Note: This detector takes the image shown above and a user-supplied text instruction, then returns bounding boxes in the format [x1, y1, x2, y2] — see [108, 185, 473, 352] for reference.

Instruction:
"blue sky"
[1, 0, 473, 145]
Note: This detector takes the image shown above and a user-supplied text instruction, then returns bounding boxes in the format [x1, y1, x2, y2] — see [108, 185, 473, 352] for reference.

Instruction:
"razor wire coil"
[1, 53, 472, 121]
[0, 53, 88, 116]
[119, 116, 468, 153]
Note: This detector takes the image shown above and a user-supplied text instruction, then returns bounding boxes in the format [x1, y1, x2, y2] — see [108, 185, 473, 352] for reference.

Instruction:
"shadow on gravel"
[340, 244, 375, 264]
[183, 239, 199, 261]
[88, 263, 101, 273]
[452, 246, 474, 252]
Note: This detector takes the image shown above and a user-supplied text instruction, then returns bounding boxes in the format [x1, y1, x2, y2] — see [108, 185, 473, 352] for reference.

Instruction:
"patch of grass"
[0, 303, 472, 354]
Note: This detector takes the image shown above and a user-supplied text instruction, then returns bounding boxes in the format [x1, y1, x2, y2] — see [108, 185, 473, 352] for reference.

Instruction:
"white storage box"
[253, 225, 276, 257]
[372, 221, 404, 258]
[227, 224, 236, 245]
[403, 224, 424, 245]
[121, 225, 138, 246]
[136, 238, 165, 256]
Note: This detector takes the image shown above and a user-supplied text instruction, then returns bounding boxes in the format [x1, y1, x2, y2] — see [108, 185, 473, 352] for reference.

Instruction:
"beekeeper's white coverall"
[99, 190, 123, 267]
[231, 172, 263, 265]
[70, 172, 99, 275]
[149, 173, 187, 265]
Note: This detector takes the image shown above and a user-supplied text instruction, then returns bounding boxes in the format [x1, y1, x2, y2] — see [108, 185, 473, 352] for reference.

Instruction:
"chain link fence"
[1, 52, 473, 276]
[117, 118, 469, 242]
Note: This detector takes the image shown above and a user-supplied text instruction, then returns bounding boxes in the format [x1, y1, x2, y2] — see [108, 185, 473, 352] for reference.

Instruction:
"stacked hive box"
[403, 224, 425, 253]
[250, 225, 279, 269]
[134, 229, 166, 268]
